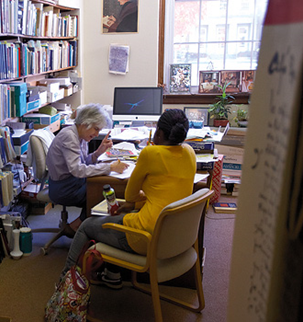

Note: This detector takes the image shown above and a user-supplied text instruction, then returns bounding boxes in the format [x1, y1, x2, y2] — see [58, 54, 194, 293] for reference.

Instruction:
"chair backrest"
[152, 188, 213, 260]
[29, 135, 48, 183]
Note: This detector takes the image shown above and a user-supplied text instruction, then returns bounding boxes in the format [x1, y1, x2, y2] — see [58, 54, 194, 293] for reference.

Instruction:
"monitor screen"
[113, 87, 163, 122]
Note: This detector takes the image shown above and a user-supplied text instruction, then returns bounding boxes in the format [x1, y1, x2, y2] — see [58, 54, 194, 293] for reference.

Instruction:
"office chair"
[87, 188, 214, 322]
[29, 135, 71, 255]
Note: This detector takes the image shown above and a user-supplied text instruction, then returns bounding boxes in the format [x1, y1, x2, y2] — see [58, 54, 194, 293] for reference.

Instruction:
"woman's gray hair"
[74, 103, 112, 129]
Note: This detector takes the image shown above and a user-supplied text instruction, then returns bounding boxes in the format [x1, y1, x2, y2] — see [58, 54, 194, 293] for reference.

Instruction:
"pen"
[147, 129, 152, 146]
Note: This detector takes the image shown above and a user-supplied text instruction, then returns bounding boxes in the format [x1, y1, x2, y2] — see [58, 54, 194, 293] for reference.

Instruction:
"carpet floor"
[0, 195, 236, 322]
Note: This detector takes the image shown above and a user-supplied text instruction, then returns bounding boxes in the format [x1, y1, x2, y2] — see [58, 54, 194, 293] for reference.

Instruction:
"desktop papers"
[194, 173, 209, 183]
[195, 154, 216, 163]
[98, 142, 139, 162]
[108, 161, 136, 179]
[187, 127, 225, 142]
[109, 127, 155, 141]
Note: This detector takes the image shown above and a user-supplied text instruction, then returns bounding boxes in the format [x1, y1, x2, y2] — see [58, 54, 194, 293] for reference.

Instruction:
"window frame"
[158, 0, 250, 105]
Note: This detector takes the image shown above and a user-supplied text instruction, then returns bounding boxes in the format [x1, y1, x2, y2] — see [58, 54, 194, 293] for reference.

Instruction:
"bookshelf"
[0, 1, 81, 208]
[0, 0, 80, 127]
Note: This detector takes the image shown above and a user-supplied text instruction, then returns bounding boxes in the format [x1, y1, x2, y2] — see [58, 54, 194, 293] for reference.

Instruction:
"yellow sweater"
[123, 143, 196, 254]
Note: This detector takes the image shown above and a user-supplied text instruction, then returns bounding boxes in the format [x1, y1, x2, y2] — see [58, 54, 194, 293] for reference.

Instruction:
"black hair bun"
[169, 122, 187, 144]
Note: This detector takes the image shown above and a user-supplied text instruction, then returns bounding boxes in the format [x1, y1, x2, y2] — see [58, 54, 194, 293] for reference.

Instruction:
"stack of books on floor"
[212, 202, 237, 214]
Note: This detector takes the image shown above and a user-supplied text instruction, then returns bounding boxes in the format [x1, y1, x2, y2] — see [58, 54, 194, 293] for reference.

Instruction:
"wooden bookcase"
[0, 0, 81, 129]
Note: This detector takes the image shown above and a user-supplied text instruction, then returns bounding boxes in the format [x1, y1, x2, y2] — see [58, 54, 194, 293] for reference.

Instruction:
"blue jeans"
[63, 214, 135, 275]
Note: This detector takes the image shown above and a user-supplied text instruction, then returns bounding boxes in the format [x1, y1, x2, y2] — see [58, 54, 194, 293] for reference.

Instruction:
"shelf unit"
[0, 0, 81, 128]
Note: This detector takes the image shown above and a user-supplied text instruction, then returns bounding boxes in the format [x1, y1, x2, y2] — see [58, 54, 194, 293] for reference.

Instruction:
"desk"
[86, 171, 212, 216]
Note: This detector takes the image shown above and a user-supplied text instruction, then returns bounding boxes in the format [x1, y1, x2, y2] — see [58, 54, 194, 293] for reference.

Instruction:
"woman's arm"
[91, 131, 113, 163]
[124, 148, 149, 202]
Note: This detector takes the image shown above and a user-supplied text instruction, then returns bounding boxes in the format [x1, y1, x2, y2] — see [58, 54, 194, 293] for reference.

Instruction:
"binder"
[9, 82, 27, 117]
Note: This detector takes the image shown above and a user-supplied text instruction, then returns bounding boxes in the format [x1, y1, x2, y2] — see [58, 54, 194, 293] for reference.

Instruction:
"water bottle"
[103, 184, 120, 216]
[20, 227, 32, 256]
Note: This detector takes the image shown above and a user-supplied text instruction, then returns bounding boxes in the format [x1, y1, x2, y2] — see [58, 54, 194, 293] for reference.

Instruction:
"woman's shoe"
[90, 269, 123, 289]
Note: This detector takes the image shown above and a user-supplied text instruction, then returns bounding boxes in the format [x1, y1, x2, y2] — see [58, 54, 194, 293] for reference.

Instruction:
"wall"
[59, 0, 249, 126]
[80, 0, 160, 107]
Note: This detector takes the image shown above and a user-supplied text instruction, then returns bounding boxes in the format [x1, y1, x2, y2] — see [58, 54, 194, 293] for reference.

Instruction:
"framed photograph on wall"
[220, 71, 241, 92]
[241, 70, 255, 93]
[184, 107, 209, 128]
[169, 64, 191, 94]
[199, 71, 221, 93]
[102, 0, 139, 33]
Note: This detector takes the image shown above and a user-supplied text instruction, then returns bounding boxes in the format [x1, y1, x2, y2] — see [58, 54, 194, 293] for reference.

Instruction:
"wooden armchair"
[87, 188, 214, 322]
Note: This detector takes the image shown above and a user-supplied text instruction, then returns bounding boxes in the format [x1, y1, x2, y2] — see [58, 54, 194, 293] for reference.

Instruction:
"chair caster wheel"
[41, 247, 48, 255]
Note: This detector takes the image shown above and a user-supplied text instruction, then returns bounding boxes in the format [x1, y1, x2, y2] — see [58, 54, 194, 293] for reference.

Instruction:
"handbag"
[44, 240, 103, 322]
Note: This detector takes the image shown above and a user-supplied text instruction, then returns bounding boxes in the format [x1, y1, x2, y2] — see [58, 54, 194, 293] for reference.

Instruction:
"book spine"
[186, 141, 214, 150]
[197, 162, 214, 170]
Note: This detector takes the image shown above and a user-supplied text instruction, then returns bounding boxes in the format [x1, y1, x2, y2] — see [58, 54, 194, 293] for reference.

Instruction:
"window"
[161, 0, 268, 94]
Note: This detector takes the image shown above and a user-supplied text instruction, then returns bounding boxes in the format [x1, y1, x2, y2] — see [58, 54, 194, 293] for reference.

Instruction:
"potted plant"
[209, 81, 234, 127]
[233, 107, 249, 127]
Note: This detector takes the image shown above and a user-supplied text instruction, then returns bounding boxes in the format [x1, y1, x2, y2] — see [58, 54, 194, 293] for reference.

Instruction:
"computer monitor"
[112, 87, 163, 122]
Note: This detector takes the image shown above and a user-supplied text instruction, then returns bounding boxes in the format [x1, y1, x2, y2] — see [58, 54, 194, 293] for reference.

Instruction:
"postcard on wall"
[241, 70, 255, 93]
[199, 71, 221, 93]
[220, 70, 241, 92]
[102, 0, 139, 34]
[108, 43, 130, 75]
[169, 64, 191, 94]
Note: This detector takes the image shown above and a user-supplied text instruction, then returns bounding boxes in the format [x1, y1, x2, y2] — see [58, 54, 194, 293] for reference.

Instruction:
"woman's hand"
[108, 15, 116, 23]
[114, 201, 136, 215]
[96, 131, 113, 156]
[110, 160, 129, 174]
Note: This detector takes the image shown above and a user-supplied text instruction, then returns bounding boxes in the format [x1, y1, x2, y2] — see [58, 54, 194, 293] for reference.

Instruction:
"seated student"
[60, 109, 197, 287]
[46, 103, 129, 236]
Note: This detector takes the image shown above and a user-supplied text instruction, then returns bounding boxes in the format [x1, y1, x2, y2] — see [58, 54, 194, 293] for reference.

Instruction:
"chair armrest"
[102, 223, 152, 244]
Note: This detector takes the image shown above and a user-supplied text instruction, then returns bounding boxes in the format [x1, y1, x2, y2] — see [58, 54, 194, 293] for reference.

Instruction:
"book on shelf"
[91, 198, 125, 216]
[33, 2, 43, 37]
[43, 5, 54, 37]
[9, 82, 27, 117]
[212, 202, 237, 214]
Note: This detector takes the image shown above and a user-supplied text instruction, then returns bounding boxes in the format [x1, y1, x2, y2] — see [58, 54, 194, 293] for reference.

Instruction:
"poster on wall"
[102, 0, 139, 33]
[108, 43, 130, 74]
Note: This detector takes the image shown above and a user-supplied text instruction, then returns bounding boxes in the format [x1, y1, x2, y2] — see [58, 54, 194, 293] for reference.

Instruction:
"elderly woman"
[60, 108, 196, 288]
[46, 103, 129, 236]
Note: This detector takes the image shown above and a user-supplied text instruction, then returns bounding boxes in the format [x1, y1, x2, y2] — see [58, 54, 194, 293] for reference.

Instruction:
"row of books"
[0, 127, 16, 166]
[0, 77, 76, 122]
[0, 82, 29, 121]
[0, 171, 14, 207]
[0, 39, 77, 80]
[0, 0, 78, 38]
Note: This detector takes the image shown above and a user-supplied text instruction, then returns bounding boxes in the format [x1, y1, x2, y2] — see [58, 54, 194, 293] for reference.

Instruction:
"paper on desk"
[109, 161, 136, 179]
[112, 141, 139, 152]
[194, 173, 209, 183]
[186, 127, 225, 142]
[110, 129, 150, 141]
[195, 154, 217, 163]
